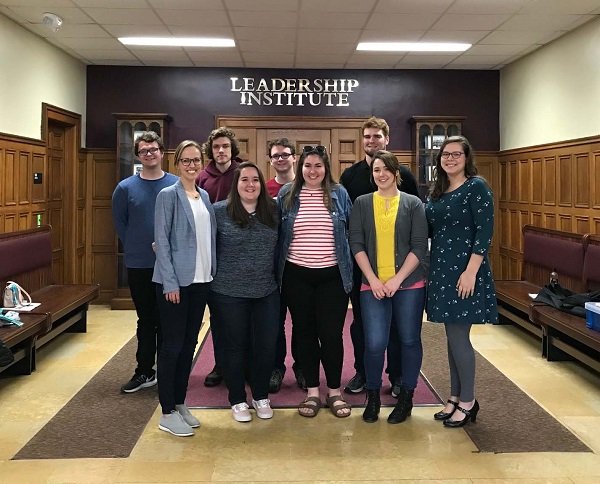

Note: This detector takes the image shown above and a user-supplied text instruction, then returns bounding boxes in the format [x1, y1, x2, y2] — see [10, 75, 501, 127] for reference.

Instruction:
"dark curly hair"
[206, 127, 240, 162]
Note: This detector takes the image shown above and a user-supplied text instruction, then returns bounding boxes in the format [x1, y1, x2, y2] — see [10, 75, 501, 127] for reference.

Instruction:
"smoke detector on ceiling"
[41, 12, 63, 33]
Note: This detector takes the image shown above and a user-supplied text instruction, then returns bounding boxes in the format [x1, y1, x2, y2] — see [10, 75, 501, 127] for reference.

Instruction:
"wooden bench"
[531, 234, 600, 373]
[0, 225, 99, 375]
[495, 225, 587, 338]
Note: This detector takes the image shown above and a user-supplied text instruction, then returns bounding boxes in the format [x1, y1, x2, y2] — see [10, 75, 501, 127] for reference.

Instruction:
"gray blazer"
[349, 191, 429, 288]
[152, 180, 217, 294]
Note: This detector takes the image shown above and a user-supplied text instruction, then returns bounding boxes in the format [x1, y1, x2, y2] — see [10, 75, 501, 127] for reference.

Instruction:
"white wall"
[500, 17, 600, 151]
[0, 14, 86, 144]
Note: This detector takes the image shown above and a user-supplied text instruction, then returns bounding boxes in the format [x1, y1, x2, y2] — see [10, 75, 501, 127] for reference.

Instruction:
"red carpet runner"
[186, 310, 441, 408]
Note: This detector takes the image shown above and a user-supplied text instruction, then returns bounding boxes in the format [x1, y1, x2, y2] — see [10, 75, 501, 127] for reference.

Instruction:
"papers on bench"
[0, 302, 41, 312]
[529, 293, 538, 299]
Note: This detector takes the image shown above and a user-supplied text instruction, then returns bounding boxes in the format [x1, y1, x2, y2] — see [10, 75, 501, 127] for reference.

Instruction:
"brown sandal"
[326, 394, 351, 418]
[298, 396, 321, 418]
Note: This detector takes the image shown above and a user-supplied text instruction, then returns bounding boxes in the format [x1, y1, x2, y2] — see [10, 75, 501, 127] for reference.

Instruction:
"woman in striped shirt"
[277, 145, 353, 418]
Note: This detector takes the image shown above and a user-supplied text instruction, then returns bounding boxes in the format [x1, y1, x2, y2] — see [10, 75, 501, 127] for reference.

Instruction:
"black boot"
[362, 390, 381, 423]
[388, 386, 413, 424]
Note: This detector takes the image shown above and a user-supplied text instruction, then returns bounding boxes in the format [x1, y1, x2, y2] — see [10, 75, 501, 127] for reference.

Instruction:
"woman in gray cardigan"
[349, 150, 428, 425]
[153, 140, 216, 438]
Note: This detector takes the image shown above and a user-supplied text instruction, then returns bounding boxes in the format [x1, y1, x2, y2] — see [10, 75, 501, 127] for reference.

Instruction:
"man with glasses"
[266, 137, 296, 197]
[264, 138, 305, 392]
[340, 116, 419, 396]
[195, 127, 242, 387]
[112, 131, 177, 393]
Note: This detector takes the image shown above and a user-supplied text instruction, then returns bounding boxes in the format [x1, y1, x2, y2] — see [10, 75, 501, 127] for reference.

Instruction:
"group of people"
[112, 116, 498, 438]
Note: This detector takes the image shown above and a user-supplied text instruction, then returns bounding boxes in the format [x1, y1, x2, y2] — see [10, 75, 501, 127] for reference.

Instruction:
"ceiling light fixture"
[119, 37, 235, 47]
[357, 42, 471, 52]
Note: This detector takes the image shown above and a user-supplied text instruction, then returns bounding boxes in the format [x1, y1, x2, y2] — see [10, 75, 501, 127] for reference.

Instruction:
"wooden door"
[47, 123, 66, 283]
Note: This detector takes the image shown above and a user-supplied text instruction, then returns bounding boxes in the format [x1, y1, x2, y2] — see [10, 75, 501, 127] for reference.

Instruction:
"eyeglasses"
[303, 145, 327, 155]
[270, 152, 293, 160]
[138, 147, 160, 156]
[180, 158, 202, 166]
[441, 151, 464, 160]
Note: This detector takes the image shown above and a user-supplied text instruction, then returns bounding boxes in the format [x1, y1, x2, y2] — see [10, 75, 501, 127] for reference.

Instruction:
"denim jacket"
[276, 183, 353, 293]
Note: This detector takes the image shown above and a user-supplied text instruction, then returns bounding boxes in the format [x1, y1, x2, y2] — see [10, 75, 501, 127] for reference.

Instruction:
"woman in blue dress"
[425, 135, 497, 428]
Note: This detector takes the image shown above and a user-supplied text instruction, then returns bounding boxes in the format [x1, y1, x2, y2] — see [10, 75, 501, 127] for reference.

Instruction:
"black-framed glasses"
[441, 151, 464, 160]
[270, 152, 293, 160]
[303, 145, 326, 155]
[138, 147, 160, 156]
[180, 157, 202, 166]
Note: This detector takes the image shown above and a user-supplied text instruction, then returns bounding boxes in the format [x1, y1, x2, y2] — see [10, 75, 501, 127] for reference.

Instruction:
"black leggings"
[282, 262, 349, 389]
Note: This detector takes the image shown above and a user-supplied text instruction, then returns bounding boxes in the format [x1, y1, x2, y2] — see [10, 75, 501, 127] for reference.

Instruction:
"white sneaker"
[232, 402, 252, 422]
[175, 404, 200, 428]
[252, 398, 273, 419]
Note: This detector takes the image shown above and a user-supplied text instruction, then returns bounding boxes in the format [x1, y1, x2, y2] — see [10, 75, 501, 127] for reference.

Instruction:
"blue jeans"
[209, 289, 280, 405]
[360, 286, 425, 391]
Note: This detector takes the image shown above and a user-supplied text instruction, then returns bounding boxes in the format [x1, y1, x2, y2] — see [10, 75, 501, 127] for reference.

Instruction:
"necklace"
[185, 190, 199, 199]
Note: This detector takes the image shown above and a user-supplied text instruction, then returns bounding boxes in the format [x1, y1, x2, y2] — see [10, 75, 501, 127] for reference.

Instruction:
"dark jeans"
[282, 262, 349, 389]
[209, 289, 279, 405]
[128, 268, 161, 377]
[349, 262, 402, 383]
[273, 294, 300, 373]
[156, 282, 209, 414]
[206, 300, 223, 371]
[360, 286, 425, 391]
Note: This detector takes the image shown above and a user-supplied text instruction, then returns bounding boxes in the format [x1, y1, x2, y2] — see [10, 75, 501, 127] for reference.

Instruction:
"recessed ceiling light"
[357, 42, 471, 52]
[119, 37, 235, 47]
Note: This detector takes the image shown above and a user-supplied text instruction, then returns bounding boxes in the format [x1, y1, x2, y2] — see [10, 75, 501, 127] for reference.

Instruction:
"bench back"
[0, 225, 53, 294]
[522, 225, 586, 292]
[583, 234, 600, 291]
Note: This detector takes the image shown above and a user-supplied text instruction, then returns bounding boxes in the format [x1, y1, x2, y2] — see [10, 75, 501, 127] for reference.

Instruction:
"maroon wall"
[86, 66, 499, 151]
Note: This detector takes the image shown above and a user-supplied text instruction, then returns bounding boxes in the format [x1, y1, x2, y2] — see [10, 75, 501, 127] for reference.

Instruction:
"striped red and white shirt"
[287, 187, 337, 268]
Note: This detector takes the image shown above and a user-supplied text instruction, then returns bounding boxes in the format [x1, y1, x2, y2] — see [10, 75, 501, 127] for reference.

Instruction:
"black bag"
[534, 283, 600, 317]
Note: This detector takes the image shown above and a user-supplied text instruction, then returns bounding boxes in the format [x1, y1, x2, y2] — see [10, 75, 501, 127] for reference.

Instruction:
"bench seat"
[496, 280, 542, 337]
[532, 305, 600, 373]
[0, 313, 50, 375]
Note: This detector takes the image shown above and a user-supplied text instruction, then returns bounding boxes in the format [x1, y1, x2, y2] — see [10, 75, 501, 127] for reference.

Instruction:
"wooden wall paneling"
[574, 152, 590, 208]
[87, 149, 117, 302]
[559, 214, 572, 232]
[510, 210, 519, 252]
[333, 128, 362, 181]
[18, 151, 30, 206]
[543, 155, 556, 206]
[509, 160, 518, 202]
[500, 208, 510, 249]
[531, 158, 542, 204]
[558, 154, 572, 207]
[519, 158, 529, 203]
[593, 217, 600, 234]
[545, 213, 557, 229]
[593, 151, 600, 209]
[531, 211, 542, 227]
[499, 161, 507, 202]
[4, 149, 18, 207]
[575, 216, 590, 234]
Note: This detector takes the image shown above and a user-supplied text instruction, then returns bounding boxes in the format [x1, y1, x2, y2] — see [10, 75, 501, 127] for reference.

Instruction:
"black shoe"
[388, 386, 414, 424]
[293, 367, 307, 390]
[434, 399, 458, 421]
[121, 373, 157, 393]
[344, 372, 365, 394]
[362, 390, 381, 423]
[269, 368, 285, 393]
[204, 365, 223, 387]
[444, 400, 479, 428]
[0, 339, 14, 367]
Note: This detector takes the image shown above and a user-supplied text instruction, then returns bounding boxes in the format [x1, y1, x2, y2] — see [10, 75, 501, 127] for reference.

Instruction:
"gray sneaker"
[159, 410, 194, 437]
[175, 404, 200, 428]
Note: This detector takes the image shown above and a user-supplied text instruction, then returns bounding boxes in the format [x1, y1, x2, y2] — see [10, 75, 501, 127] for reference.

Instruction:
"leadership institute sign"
[230, 77, 360, 107]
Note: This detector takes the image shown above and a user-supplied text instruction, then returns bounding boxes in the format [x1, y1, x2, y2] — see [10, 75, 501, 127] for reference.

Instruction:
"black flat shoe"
[204, 366, 223, 387]
[433, 399, 458, 421]
[443, 400, 479, 428]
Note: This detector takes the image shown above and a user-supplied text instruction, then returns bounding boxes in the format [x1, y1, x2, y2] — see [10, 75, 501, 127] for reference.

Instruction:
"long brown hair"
[429, 135, 478, 200]
[227, 162, 277, 228]
[283, 146, 337, 211]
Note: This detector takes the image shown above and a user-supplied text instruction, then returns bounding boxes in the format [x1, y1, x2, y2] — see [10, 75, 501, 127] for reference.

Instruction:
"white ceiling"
[2, 0, 600, 70]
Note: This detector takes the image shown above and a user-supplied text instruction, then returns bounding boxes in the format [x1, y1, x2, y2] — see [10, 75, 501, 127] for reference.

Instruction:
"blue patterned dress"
[425, 177, 498, 324]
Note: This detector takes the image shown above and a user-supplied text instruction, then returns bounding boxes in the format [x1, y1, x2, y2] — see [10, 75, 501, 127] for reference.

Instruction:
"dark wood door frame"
[42, 103, 82, 284]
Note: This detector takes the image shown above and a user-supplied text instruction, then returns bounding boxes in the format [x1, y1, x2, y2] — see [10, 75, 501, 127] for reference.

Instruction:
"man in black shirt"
[340, 116, 419, 396]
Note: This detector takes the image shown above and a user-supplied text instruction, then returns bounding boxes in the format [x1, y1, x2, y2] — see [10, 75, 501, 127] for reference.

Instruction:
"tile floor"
[0, 305, 599, 483]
